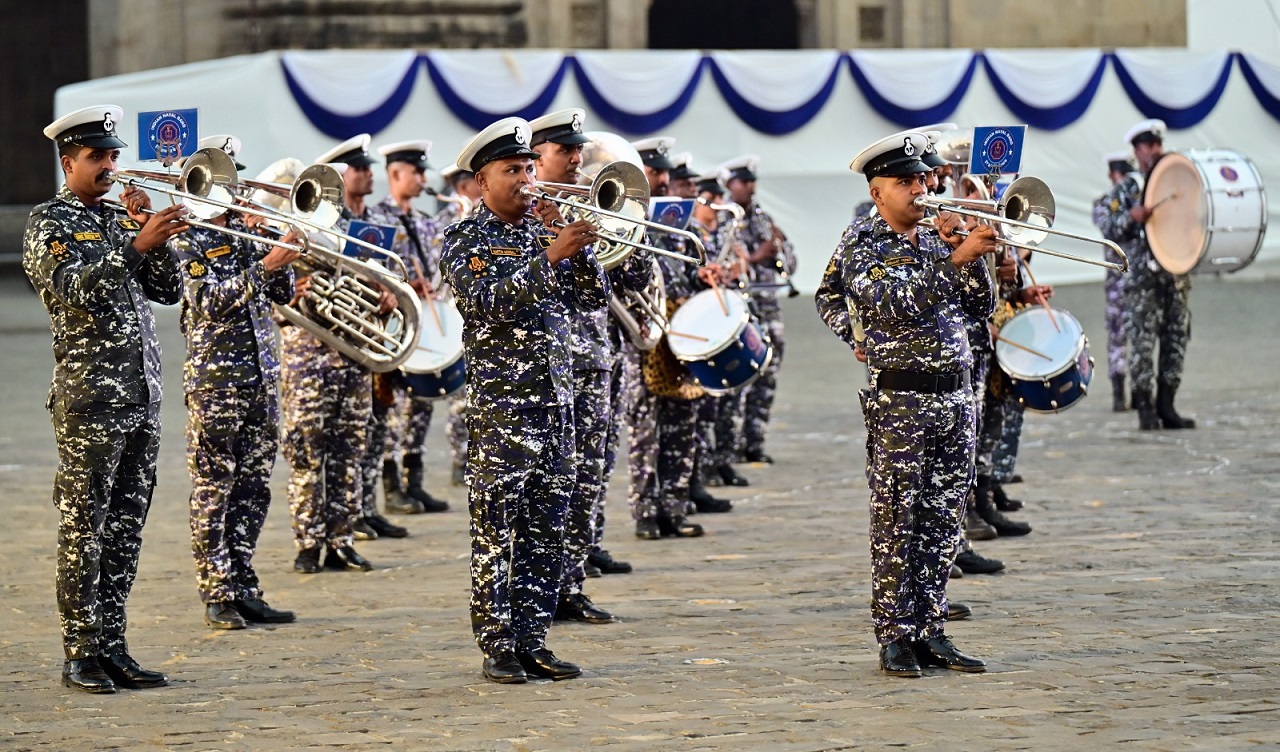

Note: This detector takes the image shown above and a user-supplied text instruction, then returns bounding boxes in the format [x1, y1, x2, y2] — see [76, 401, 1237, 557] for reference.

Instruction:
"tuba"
[609, 256, 667, 351]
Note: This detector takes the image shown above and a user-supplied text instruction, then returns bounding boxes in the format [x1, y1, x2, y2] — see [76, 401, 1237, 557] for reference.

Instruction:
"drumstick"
[709, 273, 728, 316]
[995, 334, 1053, 361]
[1017, 257, 1059, 333]
[411, 256, 445, 336]
[1149, 192, 1178, 212]
[667, 329, 710, 342]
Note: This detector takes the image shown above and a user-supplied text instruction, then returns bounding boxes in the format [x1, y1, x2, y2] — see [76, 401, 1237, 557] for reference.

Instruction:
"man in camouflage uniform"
[282, 134, 395, 573]
[172, 134, 301, 630]
[1093, 150, 1142, 412]
[25, 105, 187, 692]
[1118, 119, 1195, 430]
[836, 132, 995, 677]
[624, 137, 705, 541]
[443, 117, 609, 683]
[360, 140, 448, 519]
[529, 110, 645, 625]
[721, 155, 796, 465]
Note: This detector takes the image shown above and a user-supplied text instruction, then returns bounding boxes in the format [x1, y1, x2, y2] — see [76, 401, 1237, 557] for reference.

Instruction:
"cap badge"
[103, 112, 115, 133]
[513, 127, 526, 146]
[571, 112, 582, 132]
[657, 142, 669, 156]
[902, 137, 915, 157]
[222, 137, 235, 156]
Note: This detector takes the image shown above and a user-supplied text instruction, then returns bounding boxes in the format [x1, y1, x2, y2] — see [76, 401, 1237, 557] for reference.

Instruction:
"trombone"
[917, 176, 1128, 273]
[522, 160, 707, 268]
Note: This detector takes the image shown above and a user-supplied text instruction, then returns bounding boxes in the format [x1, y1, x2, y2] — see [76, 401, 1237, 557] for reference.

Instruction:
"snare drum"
[994, 306, 1093, 414]
[401, 298, 466, 399]
[666, 289, 773, 395]
[1144, 149, 1267, 275]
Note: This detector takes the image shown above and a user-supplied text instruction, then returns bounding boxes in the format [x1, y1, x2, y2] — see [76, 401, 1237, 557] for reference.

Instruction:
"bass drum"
[1144, 149, 1266, 275]
[666, 289, 772, 395]
[994, 306, 1093, 414]
[401, 298, 466, 399]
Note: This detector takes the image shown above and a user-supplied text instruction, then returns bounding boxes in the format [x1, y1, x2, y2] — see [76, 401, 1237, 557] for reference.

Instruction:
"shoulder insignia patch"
[868, 266, 887, 281]
[468, 256, 486, 273]
[116, 217, 142, 232]
[536, 235, 554, 249]
[73, 231, 102, 242]
[206, 245, 232, 259]
[188, 260, 207, 278]
[489, 245, 522, 257]
[1109, 199, 1120, 212]
[49, 240, 70, 257]
[884, 256, 918, 267]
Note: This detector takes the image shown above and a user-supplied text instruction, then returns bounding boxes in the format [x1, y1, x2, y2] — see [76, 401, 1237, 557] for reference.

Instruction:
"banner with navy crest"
[969, 125, 1027, 177]
[648, 197, 694, 231]
[138, 109, 198, 165]
[344, 220, 397, 259]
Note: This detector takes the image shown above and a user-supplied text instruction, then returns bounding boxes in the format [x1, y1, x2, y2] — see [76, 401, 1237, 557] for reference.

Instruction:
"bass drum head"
[667, 289, 750, 360]
[1145, 152, 1210, 276]
[403, 299, 464, 374]
[995, 307, 1085, 381]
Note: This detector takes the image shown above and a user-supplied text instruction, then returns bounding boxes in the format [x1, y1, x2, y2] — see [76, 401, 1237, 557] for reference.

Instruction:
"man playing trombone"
[170, 134, 301, 630]
[25, 104, 187, 692]
[442, 117, 610, 684]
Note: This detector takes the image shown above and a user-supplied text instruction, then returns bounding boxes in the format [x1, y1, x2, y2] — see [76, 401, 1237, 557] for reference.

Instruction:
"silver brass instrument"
[609, 257, 668, 351]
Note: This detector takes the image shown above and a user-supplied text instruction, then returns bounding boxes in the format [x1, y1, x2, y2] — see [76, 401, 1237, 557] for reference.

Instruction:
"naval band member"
[837, 132, 995, 677]
[442, 117, 610, 684]
[25, 105, 187, 693]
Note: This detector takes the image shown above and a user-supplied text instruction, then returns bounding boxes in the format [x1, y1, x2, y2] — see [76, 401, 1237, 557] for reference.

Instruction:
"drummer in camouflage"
[837, 132, 996, 678]
[443, 117, 610, 684]
[24, 104, 187, 693]
[1092, 150, 1140, 413]
[171, 135, 302, 630]
[1116, 119, 1195, 431]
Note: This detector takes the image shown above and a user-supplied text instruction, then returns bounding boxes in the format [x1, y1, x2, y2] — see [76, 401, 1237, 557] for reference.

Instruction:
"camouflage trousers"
[595, 356, 627, 550]
[624, 350, 698, 521]
[51, 401, 160, 660]
[468, 405, 574, 657]
[993, 398, 1025, 483]
[863, 385, 975, 645]
[186, 385, 278, 605]
[975, 351, 1004, 479]
[741, 317, 785, 457]
[1105, 268, 1128, 378]
[447, 388, 469, 478]
[691, 391, 741, 483]
[562, 369, 612, 597]
[1125, 269, 1191, 394]
[280, 327, 371, 550]
[360, 376, 434, 515]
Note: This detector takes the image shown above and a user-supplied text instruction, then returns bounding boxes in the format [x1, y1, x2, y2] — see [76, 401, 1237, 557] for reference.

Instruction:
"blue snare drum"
[667, 289, 773, 395]
[402, 298, 466, 399]
[995, 306, 1093, 413]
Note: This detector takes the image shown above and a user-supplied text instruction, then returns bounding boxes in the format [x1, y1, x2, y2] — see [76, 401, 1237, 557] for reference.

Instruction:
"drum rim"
[995, 307, 1086, 381]
[667, 289, 753, 360]
[691, 342, 774, 396]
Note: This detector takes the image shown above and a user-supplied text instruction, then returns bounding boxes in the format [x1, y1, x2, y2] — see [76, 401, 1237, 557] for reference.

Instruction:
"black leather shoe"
[583, 561, 602, 578]
[100, 652, 169, 688]
[587, 548, 633, 574]
[945, 602, 972, 621]
[743, 450, 773, 464]
[293, 546, 322, 574]
[324, 545, 374, 572]
[351, 519, 378, 541]
[950, 564, 963, 579]
[992, 482, 1024, 512]
[409, 488, 449, 513]
[955, 549, 1005, 575]
[964, 502, 997, 541]
[879, 639, 923, 678]
[659, 515, 704, 538]
[482, 651, 527, 684]
[366, 514, 409, 539]
[635, 520, 661, 540]
[233, 598, 296, 624]
[517, 647, 582, 680]
[915, 636, 987, 672]
[62, 658, 116, 694]
[384, 491, 425, 515]
[716, 464, 750, 487]
[556, 593, 617, 624]
[691, 486, 733, 513]
[205, 602, 247, 630]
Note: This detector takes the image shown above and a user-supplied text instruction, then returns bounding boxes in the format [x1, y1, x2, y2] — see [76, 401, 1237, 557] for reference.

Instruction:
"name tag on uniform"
[206, 245, 231, 259]
[884, 256, 917, 267]
[116, 217, 141, 231]
[73, 231, 102, 242]
[489, 246, 521, 257]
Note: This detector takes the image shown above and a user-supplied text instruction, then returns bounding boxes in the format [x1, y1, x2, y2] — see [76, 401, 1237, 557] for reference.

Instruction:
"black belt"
[877, 369, 970, 394]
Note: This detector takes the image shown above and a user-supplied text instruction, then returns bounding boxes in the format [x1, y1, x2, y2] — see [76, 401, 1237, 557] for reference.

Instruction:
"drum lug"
[721, 379, 730, 388]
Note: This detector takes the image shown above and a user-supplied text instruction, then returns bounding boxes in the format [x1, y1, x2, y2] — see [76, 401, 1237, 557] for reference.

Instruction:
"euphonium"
[609, 256, 667, 352]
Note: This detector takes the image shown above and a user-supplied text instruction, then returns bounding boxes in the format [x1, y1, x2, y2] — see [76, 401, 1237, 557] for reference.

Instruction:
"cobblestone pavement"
[2, 272, 1279, 751]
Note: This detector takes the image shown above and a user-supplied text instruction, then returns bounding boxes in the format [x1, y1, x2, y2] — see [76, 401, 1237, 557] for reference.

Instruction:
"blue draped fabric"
[1236, 54, 1280, 123]
[571, 57, 707, 135]
[282, 56, 420, 139]
[848, 54, 978, 127]
[981, 53, 1109, 131]
[707, 56, 843, 135]
[424, 55, 572, 131]
[1111, 53, 1235, 129]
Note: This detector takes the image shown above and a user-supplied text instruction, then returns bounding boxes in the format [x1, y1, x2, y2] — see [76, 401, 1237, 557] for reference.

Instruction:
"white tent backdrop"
[55, 49, 1280, 291]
